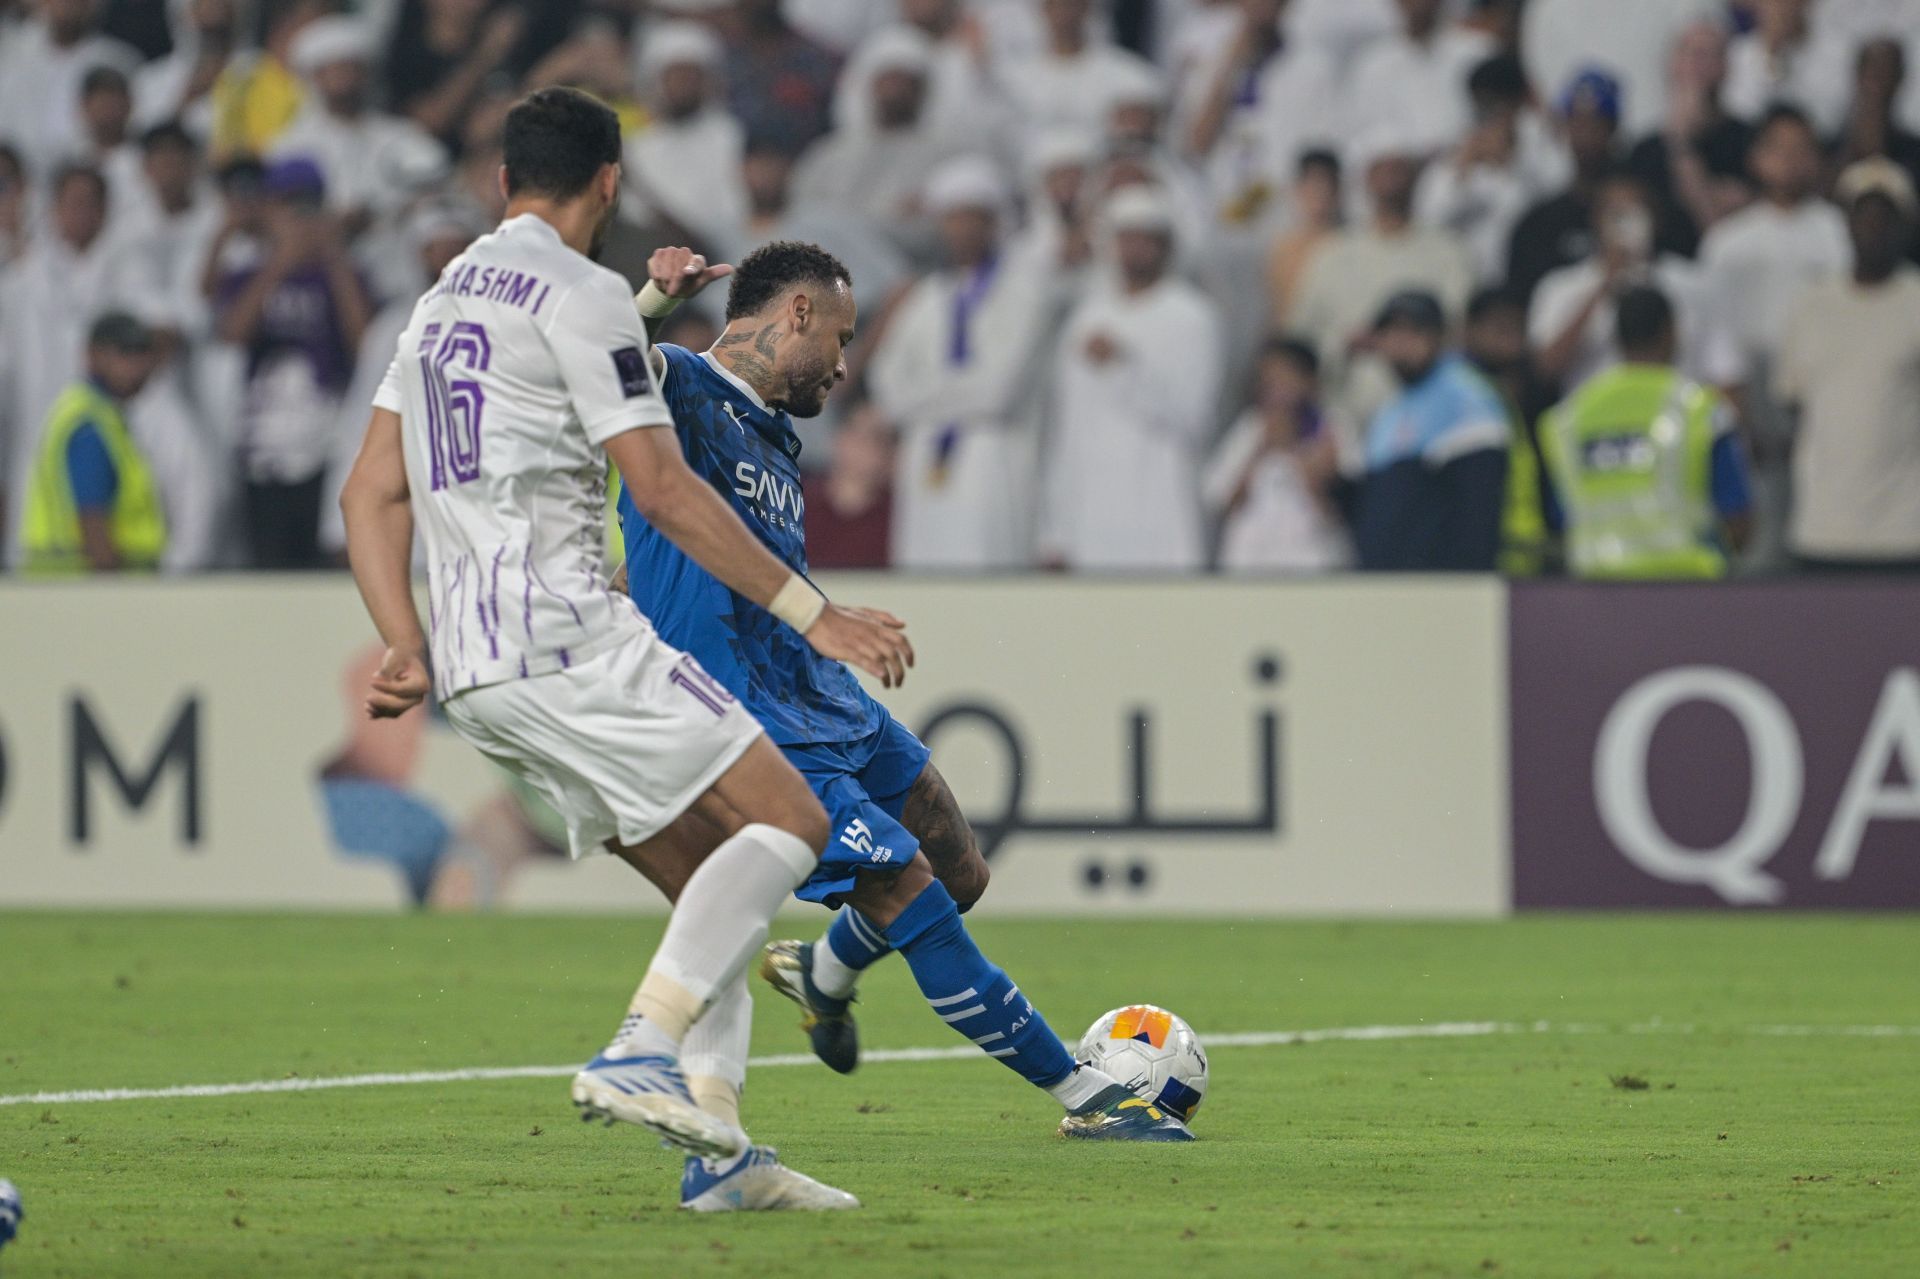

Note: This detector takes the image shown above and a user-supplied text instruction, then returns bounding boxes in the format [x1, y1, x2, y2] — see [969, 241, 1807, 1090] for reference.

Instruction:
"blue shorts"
[783, 712, 931, 908]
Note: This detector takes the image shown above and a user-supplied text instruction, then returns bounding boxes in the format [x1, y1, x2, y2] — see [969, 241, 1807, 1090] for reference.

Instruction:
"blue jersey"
[617, 344, 884, 748]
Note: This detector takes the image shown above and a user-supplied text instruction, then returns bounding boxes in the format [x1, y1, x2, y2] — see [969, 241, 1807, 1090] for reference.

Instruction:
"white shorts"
[442, 629, 762, 859]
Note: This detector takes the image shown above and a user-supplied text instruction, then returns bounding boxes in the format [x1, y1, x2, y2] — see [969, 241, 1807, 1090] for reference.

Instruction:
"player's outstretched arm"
[605, 426, 915, 688]
[633, 246, 733, 336]
[340, 406, 432, 718]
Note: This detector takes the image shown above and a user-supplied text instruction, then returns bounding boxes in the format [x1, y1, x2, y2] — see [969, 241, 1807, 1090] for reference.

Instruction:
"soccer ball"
[1078, 1005, 1208, 1122]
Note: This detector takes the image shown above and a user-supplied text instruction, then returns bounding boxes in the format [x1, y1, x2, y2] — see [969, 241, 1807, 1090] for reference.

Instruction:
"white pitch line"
[2, 1020, 1915, 1109]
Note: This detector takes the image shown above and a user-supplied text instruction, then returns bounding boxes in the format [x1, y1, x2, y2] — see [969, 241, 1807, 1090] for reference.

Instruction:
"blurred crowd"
[2, 0, 1919, 577]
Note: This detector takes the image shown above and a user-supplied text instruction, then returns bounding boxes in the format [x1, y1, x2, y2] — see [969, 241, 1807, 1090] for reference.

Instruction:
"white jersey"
[374, 212, 672, 699]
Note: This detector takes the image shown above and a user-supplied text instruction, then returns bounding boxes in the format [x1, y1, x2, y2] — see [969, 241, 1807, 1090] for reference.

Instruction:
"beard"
[779, 348, 838, 418]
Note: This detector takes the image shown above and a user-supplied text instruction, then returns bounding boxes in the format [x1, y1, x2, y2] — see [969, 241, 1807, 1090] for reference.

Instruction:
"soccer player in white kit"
[338, 88, 913, 1211]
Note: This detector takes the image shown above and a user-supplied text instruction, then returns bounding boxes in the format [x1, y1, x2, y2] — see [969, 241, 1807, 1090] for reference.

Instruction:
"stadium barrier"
[0, 576, 1912, 913]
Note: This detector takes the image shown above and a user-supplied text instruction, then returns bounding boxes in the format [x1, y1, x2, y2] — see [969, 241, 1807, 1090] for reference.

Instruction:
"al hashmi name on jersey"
[427, 262, 554, 316]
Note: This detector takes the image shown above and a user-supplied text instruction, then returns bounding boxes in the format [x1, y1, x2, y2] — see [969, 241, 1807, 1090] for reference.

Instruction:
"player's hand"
[1084, 332, 1122, 364]
[805, 604, 914, 689]
[366, 645, 431, 719]
[648, 247, 734, 301]
[608, 561, 629, 595]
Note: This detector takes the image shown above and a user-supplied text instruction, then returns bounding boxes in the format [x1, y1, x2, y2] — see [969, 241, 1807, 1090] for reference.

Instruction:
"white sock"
[1045, 1063, 1119, 1112]
[683, 972, 751, 1132]
[809, 932, 861, 1000]
[616, 822, 816, 1048]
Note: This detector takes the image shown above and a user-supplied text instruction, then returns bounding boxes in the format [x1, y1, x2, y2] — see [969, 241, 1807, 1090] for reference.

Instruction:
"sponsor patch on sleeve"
[610, 346, 652, 399]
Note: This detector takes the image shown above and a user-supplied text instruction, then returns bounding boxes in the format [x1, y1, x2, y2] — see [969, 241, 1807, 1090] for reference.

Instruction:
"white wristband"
[635, 280, 682, 319]
[768, 574, 826, 633]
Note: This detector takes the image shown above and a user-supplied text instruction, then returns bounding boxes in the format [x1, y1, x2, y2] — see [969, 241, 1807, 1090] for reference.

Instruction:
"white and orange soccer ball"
[1077, 1005, 1208, 1123]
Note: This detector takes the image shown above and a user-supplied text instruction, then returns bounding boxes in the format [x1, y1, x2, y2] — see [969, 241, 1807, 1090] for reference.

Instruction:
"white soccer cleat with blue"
[680, 1146, 861, 1212]
[571, 1052, 749, 1161]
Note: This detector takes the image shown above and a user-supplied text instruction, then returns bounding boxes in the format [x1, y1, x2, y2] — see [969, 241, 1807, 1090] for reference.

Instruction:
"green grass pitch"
[3, 913, 1917, 1278]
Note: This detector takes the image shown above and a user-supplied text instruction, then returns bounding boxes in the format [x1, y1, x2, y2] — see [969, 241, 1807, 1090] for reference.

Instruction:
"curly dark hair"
[725, 240, 853, 321]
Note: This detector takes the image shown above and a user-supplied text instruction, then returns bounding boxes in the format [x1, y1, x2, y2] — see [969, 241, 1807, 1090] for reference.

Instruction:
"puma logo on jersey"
[732, 461, 805, 520]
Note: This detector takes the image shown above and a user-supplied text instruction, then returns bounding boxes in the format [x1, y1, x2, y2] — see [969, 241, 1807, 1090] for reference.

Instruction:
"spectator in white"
[109, 122, 230, 572]
[1345, 0, 1497, 159]
[1529, 171, 1741, 395]
[792, 26, 964, 264]
[1505, 68, 1625, 304]
[210, 157, 372, 570]
[726, 136, 909, 321]
[77, 65, 147, 226]
[0, 164, 119, 557]
[1522, 0, 1720, 138]
[1833, 38, 1920, 236]
[1700, 104, 1850, 387]
[1775, 159, 1920, 571]
[869, 157, 1055, 569]
[1042, 185, 1225, 571]
[321, 200, 482, 563]
[1352, 289, 1511, 570]
[1180, 0, 1339, 230]
[1723, 0, 1852, 137]
[1286, 0, 1400, 72]
[1003, 0, 1158, 135]
[1626, 20, 1755, 260]
[1415, 53, 1573, 284]
[1291, 126, 1473, 431]
[624, 21, 748, 248]
[0, 0, 137, 173]
[832, 0, 1005, 153]
[1010, 127, 1099, 282]
[1203, 335, 1349, 572]
[132, 0, 241, 139]
[273, 16, 448, 238]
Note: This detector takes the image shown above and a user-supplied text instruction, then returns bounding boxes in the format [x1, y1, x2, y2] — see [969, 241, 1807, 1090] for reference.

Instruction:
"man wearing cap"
[212, 155, 373, 568]
[791, 27, 966, 263]
[20, 311, 165, 573]
[869, 155, 1057, 568]
[1774, 158, 1920, 571]
[1504, 67, 1627, 304]
[1353, 289, 1511, 570]
[625, 22, 748, 249]
[272, 15, 446, 233]
[1042, 184, 1224, 571]
[1540, 284, 1752, 579]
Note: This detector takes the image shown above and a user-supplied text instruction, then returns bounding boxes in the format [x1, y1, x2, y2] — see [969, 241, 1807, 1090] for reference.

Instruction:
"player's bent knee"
[942, 852, 991, 909]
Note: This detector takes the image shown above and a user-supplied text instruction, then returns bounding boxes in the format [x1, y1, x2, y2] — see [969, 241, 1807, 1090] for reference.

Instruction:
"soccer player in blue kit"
[615, 241, 1195, 1155]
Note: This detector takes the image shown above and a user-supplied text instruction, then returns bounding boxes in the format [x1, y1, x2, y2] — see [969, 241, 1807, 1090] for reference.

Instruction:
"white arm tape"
[769, 573, 826, 633]
[635, 280, 682, 319]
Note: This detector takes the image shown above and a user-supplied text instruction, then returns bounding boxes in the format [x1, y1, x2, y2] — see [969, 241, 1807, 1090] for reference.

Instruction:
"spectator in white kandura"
[78, 64, 147, 231]
[1700, 104, 1850, 389]
[1530, 170, 1741, 396]
[623, 22, 748, 249]
[0, 0, 137, 173]
[869, 157, 1056, 569]
[726, 136, 908, 322]
[1344, 0, 1497, 159]
[1, 164, 119, 560]
[1180, 0, 1338, 230]
[1003, 0, 1158, 135]
[1415, 53, 1573, 284]
[1723, 0, 1852, 137]
[109, 122, 230, 573]
[1042, 185, 1225, 571]
[1292, 125, 1473, 431]
[792, 26, 966, 265]
[1203, 335, 1349, 573]
[133, 0, 242, 138]
[273, 16, 447, 237]
[833, 0, 1005, 154]
[1775, 159, 1920, 571]
[1010, 127, 1099, 285]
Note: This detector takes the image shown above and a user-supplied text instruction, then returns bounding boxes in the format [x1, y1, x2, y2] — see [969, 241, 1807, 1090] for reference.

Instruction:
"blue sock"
[823, 905, 892, 977]
[880, 880, 1077, 1090]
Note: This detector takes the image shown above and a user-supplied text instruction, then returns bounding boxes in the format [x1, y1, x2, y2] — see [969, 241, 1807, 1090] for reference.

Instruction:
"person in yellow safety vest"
[21, 312, 167, 574]
[1540, 285, 1752, 579]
